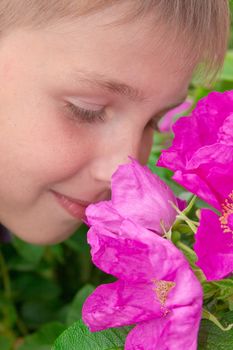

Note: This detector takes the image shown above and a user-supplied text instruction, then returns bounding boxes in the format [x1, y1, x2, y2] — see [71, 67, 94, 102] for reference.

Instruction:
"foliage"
[52, 320, 131, 350]
[0, 226, 110, 349]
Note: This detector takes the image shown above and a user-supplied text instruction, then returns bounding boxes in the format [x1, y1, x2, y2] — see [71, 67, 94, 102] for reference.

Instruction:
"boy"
[0, 0, 229, 244]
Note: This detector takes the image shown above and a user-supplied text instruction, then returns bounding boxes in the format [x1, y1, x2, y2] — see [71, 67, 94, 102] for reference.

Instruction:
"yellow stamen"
[220, 190, 233, 234]
[152, 279, 175, 316]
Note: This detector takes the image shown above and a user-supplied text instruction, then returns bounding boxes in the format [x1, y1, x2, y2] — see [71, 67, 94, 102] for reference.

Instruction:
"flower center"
[152, 279, 175, 316]
[220, 191, 233, 234]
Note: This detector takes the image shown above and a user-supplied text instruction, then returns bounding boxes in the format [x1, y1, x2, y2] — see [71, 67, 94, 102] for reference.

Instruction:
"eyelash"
[65, 102, 165, 130]
[66, 102, 106, 123]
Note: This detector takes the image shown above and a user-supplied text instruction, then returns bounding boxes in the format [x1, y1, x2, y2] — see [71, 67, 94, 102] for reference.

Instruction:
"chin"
[17, 228, 77, 245]
[7, 221, 82, 245]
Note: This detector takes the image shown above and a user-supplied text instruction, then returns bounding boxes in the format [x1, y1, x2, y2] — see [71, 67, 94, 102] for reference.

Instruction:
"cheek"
[0, 73, 92, 189]
[0, 109, 92, 198]
[19, 127, 90, 187]
[30, 117, 95, 185]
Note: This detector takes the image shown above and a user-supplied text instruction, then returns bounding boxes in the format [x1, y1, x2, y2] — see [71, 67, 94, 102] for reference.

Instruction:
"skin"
[0, 5, 195, 244]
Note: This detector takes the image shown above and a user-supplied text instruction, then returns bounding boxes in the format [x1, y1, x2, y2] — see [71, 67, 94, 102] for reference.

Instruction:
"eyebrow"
[73, 70, 187, 108]
[74, 70, 145, 102]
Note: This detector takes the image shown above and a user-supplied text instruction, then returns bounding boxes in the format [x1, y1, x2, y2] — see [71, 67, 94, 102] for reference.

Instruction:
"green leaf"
[52, 320, 131, 350]
[12, 273, 61, 302]
[18, 322, 66, 350]
[66, 284, 95, 326]
[12, 236, 45, 264]
[0, 293, 17, 328]
[203, 278, 233, 302]
[219, 50, 233, 82]
[212, 279, 233, 301]
[21, 300, 62, 328]
[64, 225, 89, 254]
[45, 245, 64, 264]
[202, 282, 218, 300]
[0, 335, 13, 350]
[198, 312, 233, 350]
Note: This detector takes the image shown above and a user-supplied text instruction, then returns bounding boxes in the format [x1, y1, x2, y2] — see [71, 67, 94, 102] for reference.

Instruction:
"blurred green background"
[1, 3, 233, 350]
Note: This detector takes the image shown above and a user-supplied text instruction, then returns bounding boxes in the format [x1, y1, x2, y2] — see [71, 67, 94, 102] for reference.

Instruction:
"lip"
[51, 190, 91, 219]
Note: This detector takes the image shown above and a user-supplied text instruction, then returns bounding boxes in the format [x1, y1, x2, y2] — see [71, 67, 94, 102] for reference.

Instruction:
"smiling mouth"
[51, 190, 92, 220]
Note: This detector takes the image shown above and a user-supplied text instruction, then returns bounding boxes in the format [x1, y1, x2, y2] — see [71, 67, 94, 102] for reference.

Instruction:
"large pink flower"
[86, 159, 178, 235]
[158, 90, 233, 212]
[157, 90, 233, 280]
[82, 219, 203, 349]
[194, 209, 233, 280]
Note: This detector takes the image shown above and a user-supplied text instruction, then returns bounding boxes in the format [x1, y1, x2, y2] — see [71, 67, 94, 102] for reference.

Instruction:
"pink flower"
[86, 159, 178, 235]
[158, 91, 233, 212]
[158, 98, 193, 133]
[194, 209, 233, 280]
[157, 90, 233, 280]
[82, 219, 203, 349]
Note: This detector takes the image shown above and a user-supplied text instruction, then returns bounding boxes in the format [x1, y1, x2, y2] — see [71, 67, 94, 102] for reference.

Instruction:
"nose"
[90, 128, 140, 185]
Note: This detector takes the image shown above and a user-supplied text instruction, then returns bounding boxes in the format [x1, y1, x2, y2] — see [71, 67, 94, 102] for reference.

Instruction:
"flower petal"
[125, 302, 201, 350]
[87, 225, 154, 283]
[86, 201, 123, 231]
[111, 159, 177, 233]
[194, 209, 233, 280]
[125, 319, 167, 350]
[84, 221, 202, 347]
[217, 114, 233, 145]
[82, 280, 163, 331]
[87, 220, 188, 282]
[172, 171, 220, 210]
[125, 271, 202, 350]
[166, 266, 203, 308]
[158, 91, 233, 209]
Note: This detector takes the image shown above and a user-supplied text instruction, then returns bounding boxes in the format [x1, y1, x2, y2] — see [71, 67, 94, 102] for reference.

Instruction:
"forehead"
[49, 2, 192, 62]
[45, 5, 194, 95]
[2, 3, 194, 109]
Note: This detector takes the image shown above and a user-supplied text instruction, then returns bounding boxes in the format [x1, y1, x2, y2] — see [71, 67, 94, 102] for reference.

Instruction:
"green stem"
[0, 250, 11, 298]
[0, 249, 28, 336]
[16, 317, 28, 336]
[183, 195, 197, 216]
[169, 200, 198, 233]
[176, 241, 197, 257]
[202, 309, 233, 331]
[176, 241, 206, 283]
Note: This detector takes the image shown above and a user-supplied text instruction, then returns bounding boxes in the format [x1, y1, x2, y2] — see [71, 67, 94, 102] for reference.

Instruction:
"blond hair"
[0, 0, 230, 81]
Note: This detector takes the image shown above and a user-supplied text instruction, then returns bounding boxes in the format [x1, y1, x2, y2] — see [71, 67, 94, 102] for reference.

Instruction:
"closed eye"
[65, 102, 106, 123]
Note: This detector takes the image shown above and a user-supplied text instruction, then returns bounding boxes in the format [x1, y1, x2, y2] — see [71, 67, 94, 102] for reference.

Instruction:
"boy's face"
[0, 5, 194, 244]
